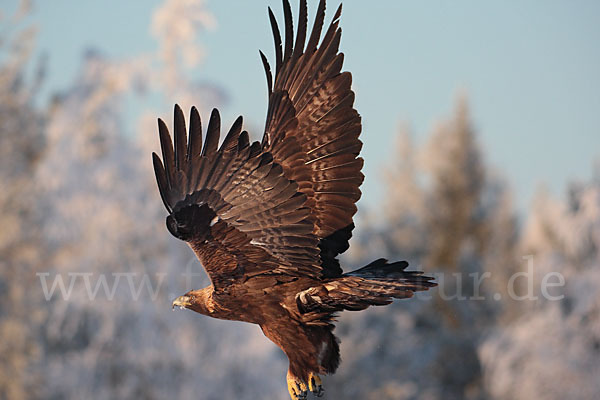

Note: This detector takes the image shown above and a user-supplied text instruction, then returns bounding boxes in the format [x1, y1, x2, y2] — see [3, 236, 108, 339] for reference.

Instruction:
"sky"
[8, 0, 600, 215]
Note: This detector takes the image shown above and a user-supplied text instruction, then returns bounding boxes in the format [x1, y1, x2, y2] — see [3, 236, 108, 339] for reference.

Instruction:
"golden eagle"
[152, 1, 436, 398]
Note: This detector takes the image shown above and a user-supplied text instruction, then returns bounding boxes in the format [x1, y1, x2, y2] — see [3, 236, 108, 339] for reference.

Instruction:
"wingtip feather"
[188, 106, 203, 161]
[259, 50, 273, 93]
[152, 152, 173, 213]
[173, 103, 187, 171]
[202, 108, 221, 156]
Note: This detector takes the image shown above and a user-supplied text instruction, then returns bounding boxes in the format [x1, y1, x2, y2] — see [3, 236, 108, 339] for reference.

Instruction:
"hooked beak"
[172, 295, 191, 310]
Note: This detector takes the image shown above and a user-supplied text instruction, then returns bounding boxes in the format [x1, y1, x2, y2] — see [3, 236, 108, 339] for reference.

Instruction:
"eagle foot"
[308, 372, 324, 397]
[286, 373, 308, 400]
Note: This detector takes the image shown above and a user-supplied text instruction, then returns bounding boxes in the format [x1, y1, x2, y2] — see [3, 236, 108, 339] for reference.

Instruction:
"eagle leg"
[286, 371, 308, 400]
[308, 372, 324, 397]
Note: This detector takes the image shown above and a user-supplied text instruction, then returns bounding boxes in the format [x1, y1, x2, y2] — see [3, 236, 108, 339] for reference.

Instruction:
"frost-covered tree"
[3, 1, 597, 399]
[330, 96, 519, 400]
[480, 174, 600, 400]
[0, 2, 46, 398]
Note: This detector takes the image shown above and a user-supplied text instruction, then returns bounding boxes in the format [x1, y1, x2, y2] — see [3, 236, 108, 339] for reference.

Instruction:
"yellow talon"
[286, 381, 296, 400]
[308, 372, 324, 397]
[286, 372, 308, 400]
[308, 372, 320, 391]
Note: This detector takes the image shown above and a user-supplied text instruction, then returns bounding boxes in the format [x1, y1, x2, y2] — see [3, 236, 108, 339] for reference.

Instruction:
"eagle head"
[172, 288, 215, 315]
[172, 295, 192, 309]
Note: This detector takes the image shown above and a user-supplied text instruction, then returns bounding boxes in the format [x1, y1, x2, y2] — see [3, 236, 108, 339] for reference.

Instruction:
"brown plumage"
[152, 1, 436, 399]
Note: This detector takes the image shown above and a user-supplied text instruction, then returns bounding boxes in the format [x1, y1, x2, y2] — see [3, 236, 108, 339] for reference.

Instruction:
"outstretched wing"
[261, 0, 363, 253]
[153, 105, 324, 289]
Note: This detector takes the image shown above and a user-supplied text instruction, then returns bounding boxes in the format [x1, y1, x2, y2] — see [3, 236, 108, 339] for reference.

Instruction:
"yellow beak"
[172, 295, 191, 310]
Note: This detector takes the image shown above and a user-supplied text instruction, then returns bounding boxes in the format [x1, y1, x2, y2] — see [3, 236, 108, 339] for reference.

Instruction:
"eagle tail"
[341, 258, 436, 307]
[344, 258, 431, 281]
[297, 259, 436, 313]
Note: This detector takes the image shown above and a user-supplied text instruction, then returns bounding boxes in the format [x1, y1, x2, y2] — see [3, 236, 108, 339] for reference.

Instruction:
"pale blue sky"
[11, 0, 600, 214]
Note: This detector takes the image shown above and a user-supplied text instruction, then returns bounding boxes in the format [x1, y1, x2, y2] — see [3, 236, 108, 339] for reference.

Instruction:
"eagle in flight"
[152, 1, 436, 398]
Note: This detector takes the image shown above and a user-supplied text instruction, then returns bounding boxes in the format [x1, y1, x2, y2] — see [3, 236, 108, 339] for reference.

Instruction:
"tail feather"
[296, 258, 436, 313]
[345, 258, 435, 286]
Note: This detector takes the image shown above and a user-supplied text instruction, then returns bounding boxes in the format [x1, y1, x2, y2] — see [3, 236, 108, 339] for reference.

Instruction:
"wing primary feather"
[268, 7, 283, 76]
[282, 0, 294, 65]
[238, 131, 250, 151]
[259, 50, 273, 93]
[293, 28, 342, 115]
[319, 14, 342, 61]
[158, 118, 175, 187]
[249, 141, 263, 158]
[280, 0, 307, 91]
[292, 0, 308, 61]
[333, 3, 342, 23]
[188, 106, 202, 161]
[173, 104, 187, 170]
[152, 152, 173, 213]
[306, 0, 326, 54]
[202, 108, 221, 156]
[286, 2, 338, 109]
[220, 116, 243, 153]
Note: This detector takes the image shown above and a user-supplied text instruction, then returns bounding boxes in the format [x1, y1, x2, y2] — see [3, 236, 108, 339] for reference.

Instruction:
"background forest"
[1, 1, 599, 399]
